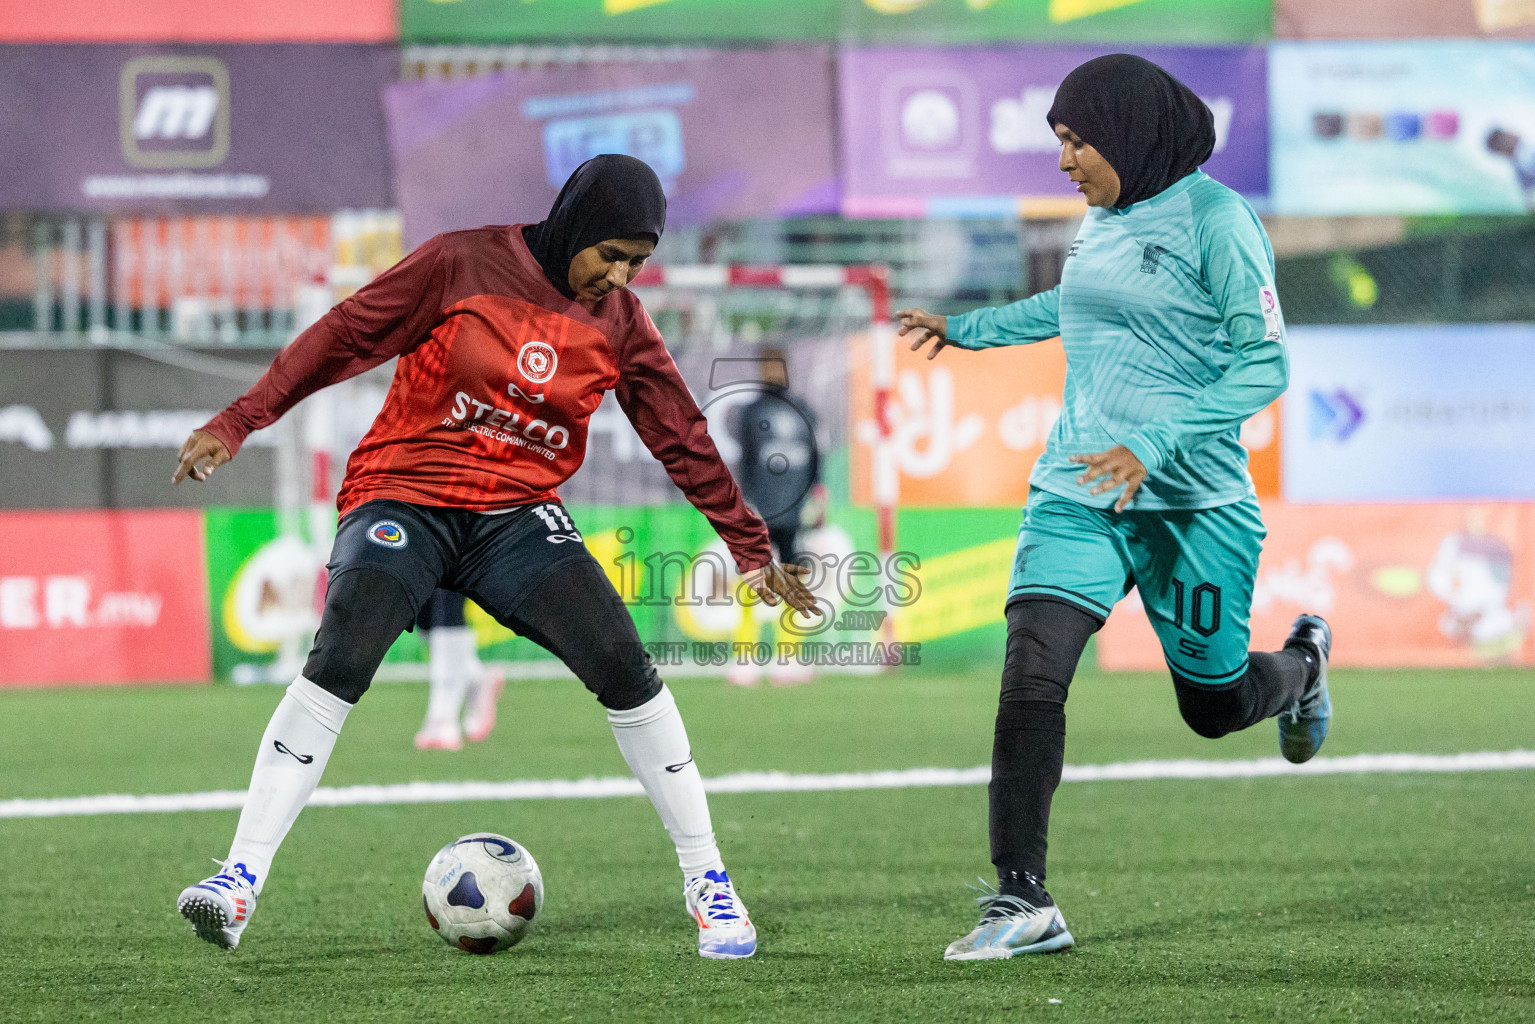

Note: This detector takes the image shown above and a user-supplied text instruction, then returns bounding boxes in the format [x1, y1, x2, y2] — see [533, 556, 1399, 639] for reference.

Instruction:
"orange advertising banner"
[851, 335, 1066, 508]
[1097, 502, 1535, 670]
[851, 335, 1281, 508]
[1241, 400, 1281, 500]
[0, 0, 398, 41]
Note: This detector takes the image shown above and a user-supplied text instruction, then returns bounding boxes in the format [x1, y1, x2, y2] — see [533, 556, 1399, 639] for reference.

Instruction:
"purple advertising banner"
[383, 48, 838, 244]
[0, 45, 396, 213]
[839, 46, 1269, 218]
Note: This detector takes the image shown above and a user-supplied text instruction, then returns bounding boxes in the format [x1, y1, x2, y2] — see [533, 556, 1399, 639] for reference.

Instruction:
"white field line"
[3, 750, 1533, 821]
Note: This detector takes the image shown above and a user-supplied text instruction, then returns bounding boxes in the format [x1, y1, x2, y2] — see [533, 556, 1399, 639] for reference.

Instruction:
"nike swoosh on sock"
[273, 740, 315, 764]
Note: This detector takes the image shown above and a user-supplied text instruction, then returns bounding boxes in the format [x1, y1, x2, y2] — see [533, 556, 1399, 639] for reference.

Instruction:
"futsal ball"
[422, 833, 544, 954]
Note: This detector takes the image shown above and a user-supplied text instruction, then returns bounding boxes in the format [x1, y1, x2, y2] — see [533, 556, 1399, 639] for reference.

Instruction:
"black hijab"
[522, 154, 667, 298]
[1046, 54, 1215, 210]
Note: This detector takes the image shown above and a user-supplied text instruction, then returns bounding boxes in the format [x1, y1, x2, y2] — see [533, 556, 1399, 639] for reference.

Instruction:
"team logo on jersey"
[366, 520, 408, 549]
[1140, 243, 1170, 274]
[517, 341, 558, 385]
[1258, 286, 1284, 342]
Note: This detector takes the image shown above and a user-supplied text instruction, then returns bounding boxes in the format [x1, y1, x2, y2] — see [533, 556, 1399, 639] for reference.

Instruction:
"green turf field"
[3, 668, 1533, 1023]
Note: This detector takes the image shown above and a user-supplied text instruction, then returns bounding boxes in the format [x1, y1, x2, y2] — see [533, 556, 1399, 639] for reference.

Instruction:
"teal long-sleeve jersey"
[948, 170, 1288, 512]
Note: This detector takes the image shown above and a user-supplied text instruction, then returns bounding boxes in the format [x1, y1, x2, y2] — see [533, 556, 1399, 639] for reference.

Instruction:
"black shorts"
[331, 498, 592, 626]
[313, 499, 658, 709]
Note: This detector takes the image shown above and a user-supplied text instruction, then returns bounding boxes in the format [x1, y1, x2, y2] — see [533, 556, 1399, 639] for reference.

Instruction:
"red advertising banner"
[0, 511, 211, 686]
[1097, 503, 1535, 671]
[0, 0, 398, 42]
[112, 216, 331, 309]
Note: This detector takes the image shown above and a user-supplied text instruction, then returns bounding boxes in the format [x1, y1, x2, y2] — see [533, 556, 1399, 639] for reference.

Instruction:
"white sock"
[449, 628, 485, 707]
[226, 676, 351, 894]
[422, 627, 475, 727]
[607, 685, 724, 879]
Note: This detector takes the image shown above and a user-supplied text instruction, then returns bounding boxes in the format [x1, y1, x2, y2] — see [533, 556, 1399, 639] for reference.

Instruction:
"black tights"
[303, 564, 662, 711]
[989, 598, 1312, 889]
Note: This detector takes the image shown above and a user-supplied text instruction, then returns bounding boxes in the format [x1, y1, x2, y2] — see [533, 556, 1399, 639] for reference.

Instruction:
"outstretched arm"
[953, 287, 1063, 349]
[175, 236, 451, 484]
[899, 288, 1061, 360]
[614, 310, 818, 616]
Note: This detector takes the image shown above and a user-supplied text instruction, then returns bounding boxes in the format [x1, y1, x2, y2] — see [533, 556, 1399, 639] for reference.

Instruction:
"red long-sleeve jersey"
[201, 225, 773, 572]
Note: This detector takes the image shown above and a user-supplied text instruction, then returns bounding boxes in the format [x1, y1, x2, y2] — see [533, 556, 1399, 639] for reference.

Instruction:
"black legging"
[416, 589, 466, 632]
[303, 563, 662, 712]
[990, 597, 1310, 887]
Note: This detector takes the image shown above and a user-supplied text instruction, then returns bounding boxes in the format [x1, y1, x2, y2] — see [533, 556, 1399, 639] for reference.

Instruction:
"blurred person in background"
[169, 154, 816, 960]
[735, 347, 824, 567]
[729, 347, 825, 686]
[901, 55, 1333, 961]
[412, 589, 504, 751]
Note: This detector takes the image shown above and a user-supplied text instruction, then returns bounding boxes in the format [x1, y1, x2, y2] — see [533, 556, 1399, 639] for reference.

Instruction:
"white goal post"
[631, 263, 900, 575]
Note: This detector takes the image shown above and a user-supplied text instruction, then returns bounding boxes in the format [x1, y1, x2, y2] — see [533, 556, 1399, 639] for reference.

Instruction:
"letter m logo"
[119, 56, 230, 170]
[136, 87, 219, 141]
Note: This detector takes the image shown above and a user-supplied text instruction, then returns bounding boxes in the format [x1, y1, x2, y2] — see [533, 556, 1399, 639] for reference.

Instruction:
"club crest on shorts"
[517, 341, 558, 385]
[366, 520, 408, 549]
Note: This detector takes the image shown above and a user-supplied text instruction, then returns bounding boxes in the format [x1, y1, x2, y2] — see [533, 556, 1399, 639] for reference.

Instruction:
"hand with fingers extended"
[742, 561, 823, 618]
[897, 308, 951, 360]
[173, 429, 233, 485]
[1071, 445, 1147, 513]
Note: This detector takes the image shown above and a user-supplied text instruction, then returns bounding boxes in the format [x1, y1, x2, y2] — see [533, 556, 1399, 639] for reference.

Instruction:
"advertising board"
[0, 349, 280, 510]
[1270, 42, 1535, 215]
[0, 0, 396, 41]
[402, 0, 1272, 44]
[0, 45, 396, 213]
[840, 45, 1268, 217]
[0, 510, 211, 686]
[1276, 0, 1535, 39]
[1097, 502, 1535, 669]
[384, 48, 838, 241]
[849, 334, 1280, 507]
[1282, 325, 1535, 503]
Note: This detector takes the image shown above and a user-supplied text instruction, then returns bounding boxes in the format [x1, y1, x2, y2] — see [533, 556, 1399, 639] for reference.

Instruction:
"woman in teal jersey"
[900, 54, 1334, 961]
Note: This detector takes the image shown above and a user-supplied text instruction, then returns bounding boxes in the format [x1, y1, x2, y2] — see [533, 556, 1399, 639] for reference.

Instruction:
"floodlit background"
[1, 2, 1532, 1022]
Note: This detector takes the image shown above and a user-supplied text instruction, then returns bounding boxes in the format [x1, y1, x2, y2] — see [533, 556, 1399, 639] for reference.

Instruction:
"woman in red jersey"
[171, 156, 813, 960]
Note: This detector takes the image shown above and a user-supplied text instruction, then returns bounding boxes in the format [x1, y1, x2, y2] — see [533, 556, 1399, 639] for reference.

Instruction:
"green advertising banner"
[403, 0, 1272, 44]
[203, 502, 1022, 681]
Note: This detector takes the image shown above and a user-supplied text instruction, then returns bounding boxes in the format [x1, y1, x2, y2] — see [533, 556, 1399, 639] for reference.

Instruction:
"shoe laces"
[967, 877, 1046, 923]
[688, 871, 743, 924]
[209, 857, 256, 891]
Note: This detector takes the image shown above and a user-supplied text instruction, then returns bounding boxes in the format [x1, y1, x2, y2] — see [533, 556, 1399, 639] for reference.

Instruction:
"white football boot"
[414, 718, 463, 751]
[944, 877, 1074, 961]
[177, 860, 259, 950]
[462, 670, 504, 744]
[684, 869, 757, 959]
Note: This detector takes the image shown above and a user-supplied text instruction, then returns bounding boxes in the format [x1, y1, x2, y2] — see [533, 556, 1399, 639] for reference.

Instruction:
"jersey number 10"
[1170, 579, 1222, 637]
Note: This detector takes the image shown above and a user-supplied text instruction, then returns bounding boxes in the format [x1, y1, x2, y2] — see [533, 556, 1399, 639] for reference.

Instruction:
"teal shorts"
[1008, 488, 1266, 686]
